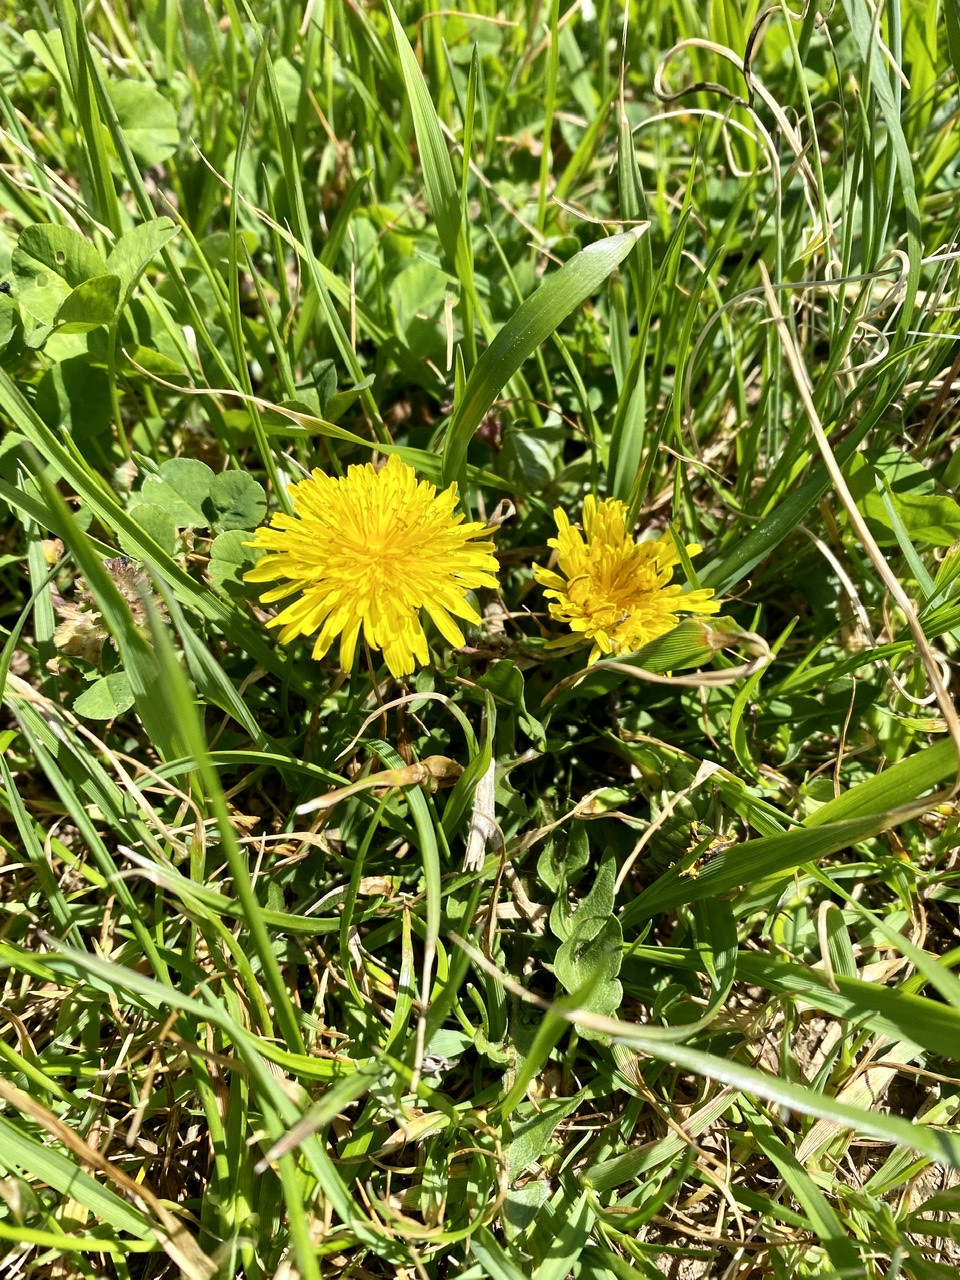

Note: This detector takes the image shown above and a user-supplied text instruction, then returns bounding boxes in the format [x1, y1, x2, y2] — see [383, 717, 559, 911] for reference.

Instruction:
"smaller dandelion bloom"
[534, 494, 719, 664]
[245, 455, 499, 678]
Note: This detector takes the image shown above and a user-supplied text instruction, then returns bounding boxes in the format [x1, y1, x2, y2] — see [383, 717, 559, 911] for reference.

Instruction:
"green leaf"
[0, 294, 20, 351]
[506, 1094, 585, 1181]
[847, 452, 960, 546]
[554, 915, 623, 1019]
[106, 218, 179, 301]
[163, 592, 265, 744]
[194, 229, 260, 274]
[325, 377, 375, 423]
[0, 1116, 151, 1239]
[204, 471, 267, 533]
[73, 671, 136, 719]
[623, 735, 959, 924]
[386, 2, 462, 271]
[805, 736, 959, 826]
[471, 1228, 531, 1280]
[499, 425, 560, 493]
[123, 343, 190, 382]
[544, 615, 757, 710]
[538, 822, 590, 896]
[21, 29, 70, 93]
[441, 226, 649, 484]
[54, 273, 121, 332]
[12, 224, 108, 335]
[125, 502, 177, 557]
[35, 355, 112, 440]
[132, 458, 214, 529]
[551, 852, 625, 1026]
[821, 903, 857, 981]
[477, 660, 546, 751]
[878, 489, 960, 547]
[13, 224, 107, 289]
[208, 529, 259, 593]
[623, 817, 901, 924]
[947, 0, 960, 86]
[106, 79, 179, 166]
[551, 852, 616, 941]
[503, 1182, 551, 1240]
[440, 699, 492, 842]
[607, 1017, 960, 1169]
[32, 469, 183, 761]
[744, 1102, 863, 1273]
[531, 1191, 594, 1280]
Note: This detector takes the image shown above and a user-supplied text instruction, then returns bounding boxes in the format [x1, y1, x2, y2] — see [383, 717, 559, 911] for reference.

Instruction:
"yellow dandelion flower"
[245, 454, 498, 678]
[533, 494, 719, 664]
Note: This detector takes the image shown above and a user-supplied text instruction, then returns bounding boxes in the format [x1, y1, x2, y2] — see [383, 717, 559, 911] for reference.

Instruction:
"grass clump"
[2, 2, 960, 1277]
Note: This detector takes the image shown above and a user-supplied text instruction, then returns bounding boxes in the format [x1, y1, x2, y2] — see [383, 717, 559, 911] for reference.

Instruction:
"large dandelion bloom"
[534, 495, 719, 664]
[245, 455, 498, 678]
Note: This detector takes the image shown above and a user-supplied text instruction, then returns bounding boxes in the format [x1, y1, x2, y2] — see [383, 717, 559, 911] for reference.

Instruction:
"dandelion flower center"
[245, 455, 498, 678]
[533, 494, 719, 663]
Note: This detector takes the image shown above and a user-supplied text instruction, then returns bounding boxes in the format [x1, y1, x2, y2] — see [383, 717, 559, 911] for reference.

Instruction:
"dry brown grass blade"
[295, 755, 463, 815]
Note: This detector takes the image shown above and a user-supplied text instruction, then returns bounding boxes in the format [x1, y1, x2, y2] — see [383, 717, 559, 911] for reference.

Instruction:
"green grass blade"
[442, 226, 649, 484]
[0, 1116, 152, 1239]
[804, 736, 958, 826]
[550, 1002, 960, 1169]
[386, 2, 461, 270]
[143, 599, 304, 1052]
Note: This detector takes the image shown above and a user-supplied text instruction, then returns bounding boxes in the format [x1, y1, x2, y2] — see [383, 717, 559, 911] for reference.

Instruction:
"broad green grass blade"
[626, 719, 955, 919]
[53, 0, 122, 235]
[946, 0, 960, 84]
[624, 815, 921, 923]
[387, 2, 467, 275]
[471, 1228, 531, 1280]
[584, 1089, 735, 1192]
[442, 226, 649, 484]
[804, 736, 958, 826]
[557, 1004, 960, 1169]
[532, 1190, 593, 1280]
[735, 952, 960, 1061]
[0, 1116, 151, 1239]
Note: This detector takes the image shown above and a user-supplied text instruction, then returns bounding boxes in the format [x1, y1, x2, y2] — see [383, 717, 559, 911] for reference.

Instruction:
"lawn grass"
[2, 1, 960, 1276]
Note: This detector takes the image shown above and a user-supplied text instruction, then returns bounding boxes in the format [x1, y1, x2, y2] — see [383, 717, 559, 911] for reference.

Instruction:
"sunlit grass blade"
[0, 1116, 152, 1240]
[442, 226, 649, 484]
[386, 2, 464, 273]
